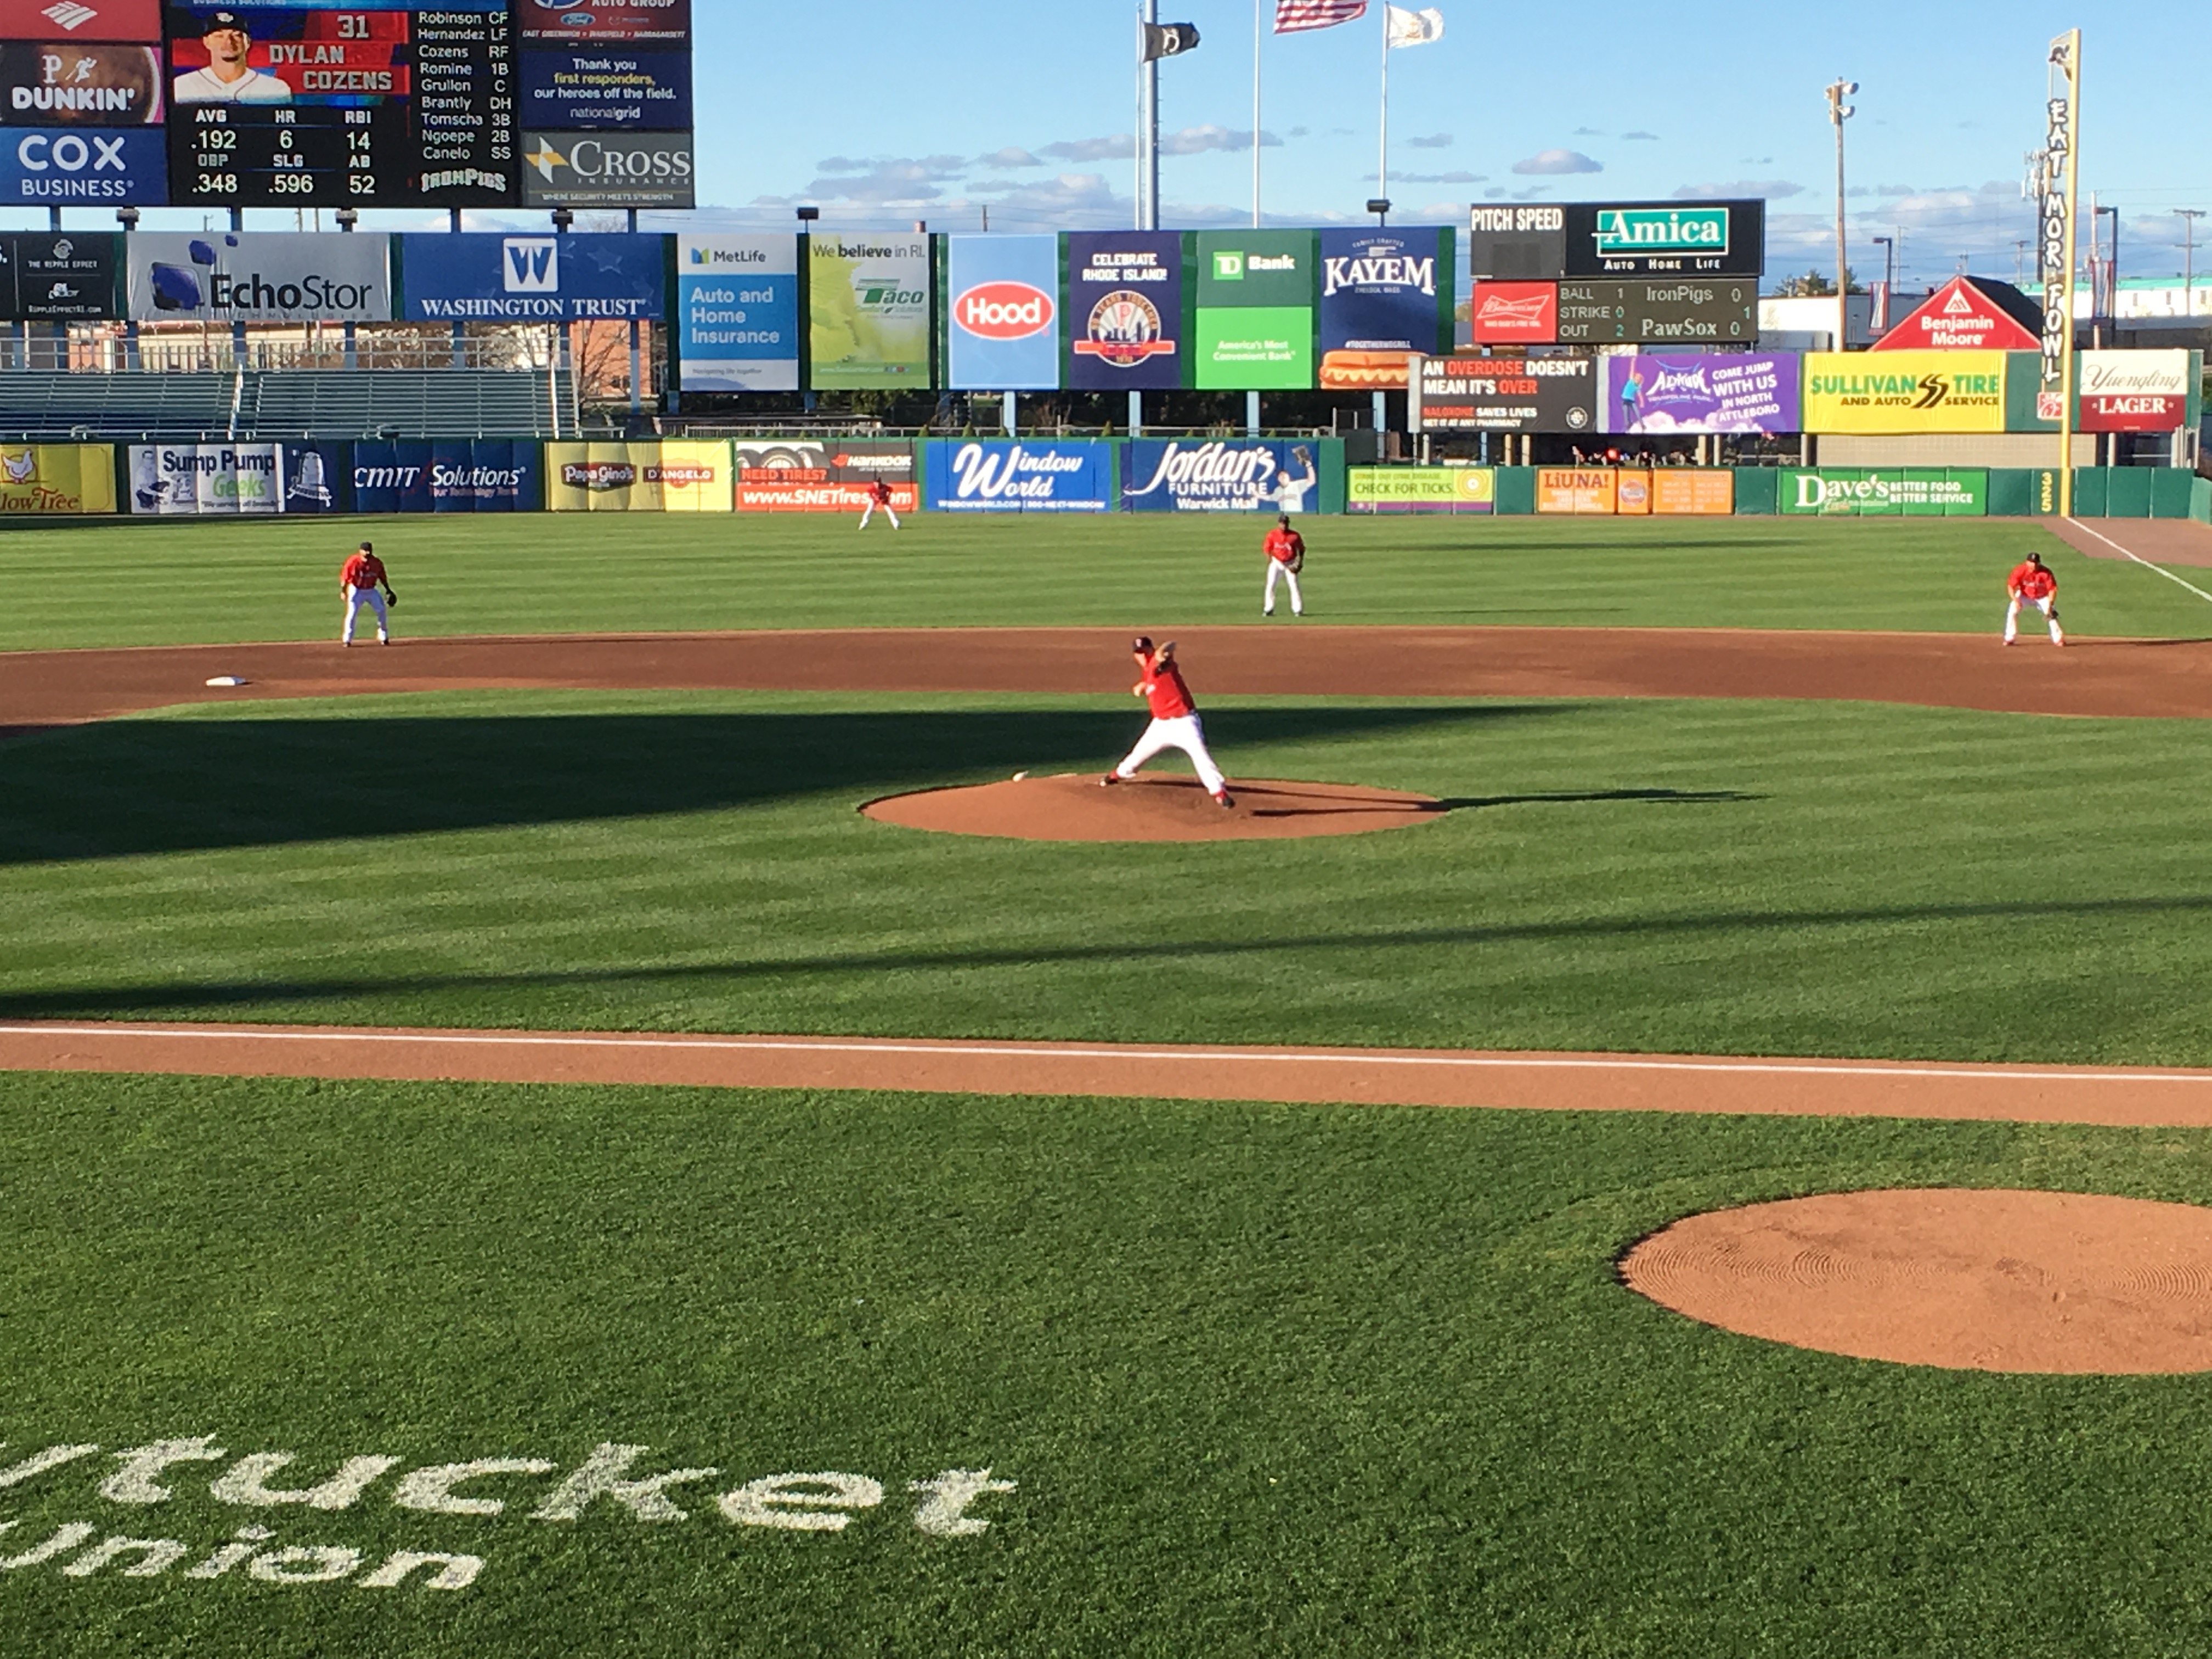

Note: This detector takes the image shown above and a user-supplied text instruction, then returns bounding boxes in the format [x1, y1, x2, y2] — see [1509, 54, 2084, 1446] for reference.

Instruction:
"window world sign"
[0, 1434, 1015, 1595]
[1561, 200, 1764, 278]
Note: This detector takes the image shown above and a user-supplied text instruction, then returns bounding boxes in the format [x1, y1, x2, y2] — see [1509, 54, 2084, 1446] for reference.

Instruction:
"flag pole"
[1378, 4, 1389, 209]
[1251, 0, 1262, 228]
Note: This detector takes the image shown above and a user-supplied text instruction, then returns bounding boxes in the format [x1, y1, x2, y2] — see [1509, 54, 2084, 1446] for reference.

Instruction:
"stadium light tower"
[1825, 78, 1858, 351]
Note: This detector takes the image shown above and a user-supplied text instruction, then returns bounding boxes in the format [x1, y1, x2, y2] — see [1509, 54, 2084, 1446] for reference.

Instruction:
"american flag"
[1275, 0, 1368, 32]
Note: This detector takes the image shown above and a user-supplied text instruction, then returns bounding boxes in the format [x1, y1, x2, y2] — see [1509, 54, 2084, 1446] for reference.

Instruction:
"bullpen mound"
[1622, 1188, 2212, 1374]
[860, 773, 1445, 843]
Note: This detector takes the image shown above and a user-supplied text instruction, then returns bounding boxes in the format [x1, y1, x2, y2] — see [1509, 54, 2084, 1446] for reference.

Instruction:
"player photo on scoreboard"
[162, 3, 517, 207]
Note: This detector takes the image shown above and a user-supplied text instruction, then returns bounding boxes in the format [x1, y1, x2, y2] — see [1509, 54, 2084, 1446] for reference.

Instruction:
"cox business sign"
[126, 233, 388, 322]
[944, 234, 1058, 391]
[400, 234, 667, 322]
[0, 126, 165, 205]
[923, 440, 1111, 514]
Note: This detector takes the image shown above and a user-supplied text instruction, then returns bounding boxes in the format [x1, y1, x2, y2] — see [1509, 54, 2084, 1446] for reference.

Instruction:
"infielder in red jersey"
[1102, 636, 1233, 808]
[1262, 514, 1305, 617]
[338, 540, 394, 646]
[2004, 549, 2064, 646]
[859, 477, 900, 530]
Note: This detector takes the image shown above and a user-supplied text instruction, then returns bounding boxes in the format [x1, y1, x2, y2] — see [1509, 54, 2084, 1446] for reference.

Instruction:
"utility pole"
[1138, 0, 1160, 232]
[1825, 78, 1858, 351]
[2013, 240, 2028, 286]
[2179, 209, 2204, 320]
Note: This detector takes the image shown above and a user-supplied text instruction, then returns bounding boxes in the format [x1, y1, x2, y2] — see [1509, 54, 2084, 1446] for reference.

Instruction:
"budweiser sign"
[1469, 281, 1556, 343]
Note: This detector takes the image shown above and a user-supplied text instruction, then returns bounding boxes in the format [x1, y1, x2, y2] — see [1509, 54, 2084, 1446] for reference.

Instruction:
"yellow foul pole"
[2046, 30, 2081, 517]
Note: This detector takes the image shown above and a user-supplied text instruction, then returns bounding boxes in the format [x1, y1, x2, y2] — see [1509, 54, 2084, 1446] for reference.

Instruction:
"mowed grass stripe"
[2, 689, 2209, 1063]
[2, 512, 2196, 650]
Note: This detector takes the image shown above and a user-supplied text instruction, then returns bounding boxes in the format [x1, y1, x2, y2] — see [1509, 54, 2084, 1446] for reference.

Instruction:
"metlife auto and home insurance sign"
[678, 234, 798, 392]
[944, 234, 1059, 391]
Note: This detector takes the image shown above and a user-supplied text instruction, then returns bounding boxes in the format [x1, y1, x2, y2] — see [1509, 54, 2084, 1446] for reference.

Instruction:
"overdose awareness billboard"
[1193, 231, 1314, 390]
[1801, 351, 2006, 434]
[1413, 354, 1596, 434]
[351, 442, 544, 514]
[808, 233, 930, 390]
[734, 439, 915, 514]
[400, 234, 665, 321]
[1064, 231, 1184, 392]
[126, 232, 391, 323]
[944, 234, 1058, 391]
[1317, 227, 1452, 391]
[1600, 353, 1799, 435]
[677, 234, 798, 393]
[924, 440, 1111, 514]
[1122, 439, 1319, 512]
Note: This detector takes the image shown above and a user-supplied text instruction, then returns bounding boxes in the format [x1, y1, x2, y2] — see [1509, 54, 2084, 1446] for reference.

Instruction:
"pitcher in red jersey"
[1102, 637, 1233, 808]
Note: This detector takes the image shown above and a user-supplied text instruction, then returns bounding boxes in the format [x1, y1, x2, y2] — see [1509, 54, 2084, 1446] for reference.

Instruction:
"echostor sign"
[127, 233, 390, 322]
[945, 234, 1059, 391]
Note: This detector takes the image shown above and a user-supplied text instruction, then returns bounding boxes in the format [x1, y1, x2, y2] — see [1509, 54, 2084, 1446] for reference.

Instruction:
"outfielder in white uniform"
[1102, 636, 1233, 808]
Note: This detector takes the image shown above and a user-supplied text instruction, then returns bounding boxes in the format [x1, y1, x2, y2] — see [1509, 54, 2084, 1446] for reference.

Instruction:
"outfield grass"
[3, 512, 2202, 650]
[4, 688, 2210, 1064]
[3, 1068, 2211, 1657]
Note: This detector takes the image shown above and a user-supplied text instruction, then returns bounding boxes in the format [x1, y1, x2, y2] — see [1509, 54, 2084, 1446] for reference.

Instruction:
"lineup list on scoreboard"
[163, 4, 517, 208]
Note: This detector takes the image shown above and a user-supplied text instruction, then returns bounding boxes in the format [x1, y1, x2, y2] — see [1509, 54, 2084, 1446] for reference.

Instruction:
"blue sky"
[9, 1, 2208, 289]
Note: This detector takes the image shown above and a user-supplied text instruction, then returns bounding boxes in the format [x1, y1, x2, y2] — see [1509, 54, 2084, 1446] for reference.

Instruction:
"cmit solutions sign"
[1562, 200, 1764, 278]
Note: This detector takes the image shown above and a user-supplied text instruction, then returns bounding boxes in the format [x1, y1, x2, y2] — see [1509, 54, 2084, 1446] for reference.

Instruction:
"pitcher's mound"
[1622, 1188, 2212, 1374]
[860, 773, 1445, 843]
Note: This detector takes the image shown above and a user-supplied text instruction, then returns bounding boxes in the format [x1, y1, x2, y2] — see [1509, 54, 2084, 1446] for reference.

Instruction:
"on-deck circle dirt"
[1621, 1188, 2212, 1374]
[860, 773, 1445, 842]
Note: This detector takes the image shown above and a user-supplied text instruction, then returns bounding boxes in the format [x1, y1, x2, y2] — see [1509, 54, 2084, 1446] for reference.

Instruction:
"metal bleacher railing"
[0, 367, 578, 442]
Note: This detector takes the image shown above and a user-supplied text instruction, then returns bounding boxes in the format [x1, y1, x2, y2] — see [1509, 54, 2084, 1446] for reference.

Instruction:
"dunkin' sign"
[945, 233, 1060, 390]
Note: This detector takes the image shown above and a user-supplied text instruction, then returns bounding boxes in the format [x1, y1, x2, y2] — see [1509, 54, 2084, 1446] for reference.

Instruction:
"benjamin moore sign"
[1801, 351, 2006, 434]
[1562, 200, 1764, 278]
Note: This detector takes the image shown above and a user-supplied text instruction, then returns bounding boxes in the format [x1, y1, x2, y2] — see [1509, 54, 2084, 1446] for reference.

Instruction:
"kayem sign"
[1801, 351, 2006, 434]
[1870, 276, 2039, 352]
[127, 232, 389, 322]
[678, 233, 798, 393]
[944, 234, 1058, 391]
[1412, 354, 1596, 434]
[1601, 353, 1799, 435]
[1563, 200, 1764, 278]
[2076, 349, 2191, 432]
[1065, 230, 1183, 392]
[1780, 469, 1989, 516]
[1317, 227, 1452, 390]
[1468, 281, 1556, 343]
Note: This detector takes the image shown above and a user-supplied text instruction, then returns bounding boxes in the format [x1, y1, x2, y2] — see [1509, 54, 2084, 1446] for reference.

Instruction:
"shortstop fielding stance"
[1262, 514, 1305, 617]
[2004, 549, 2063, 646]
[1103, 636, 1233, 808]
[859, 477, 900, 529]
[340, 540, 397, 645]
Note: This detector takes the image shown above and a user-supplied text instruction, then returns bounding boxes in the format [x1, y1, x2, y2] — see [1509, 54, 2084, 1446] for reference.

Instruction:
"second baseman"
[1103, 636, 1233, 808]
[1262, 514, 1305, 617]
[340, 540, 396, 645]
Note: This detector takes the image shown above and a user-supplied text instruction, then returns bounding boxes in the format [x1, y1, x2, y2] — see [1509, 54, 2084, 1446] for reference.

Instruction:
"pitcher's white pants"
[2004, 593, 2061, 643]
[342, 585, 388, 643]
[859, 501, 900, 529]
[1263, 560, 1302, 615]
[1114, 713, 1227, 794]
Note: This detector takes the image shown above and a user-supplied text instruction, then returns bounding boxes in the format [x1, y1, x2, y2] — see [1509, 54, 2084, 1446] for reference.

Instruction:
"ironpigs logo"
[1074, 289, 1172, 367]
[955, 281, 1052, 340]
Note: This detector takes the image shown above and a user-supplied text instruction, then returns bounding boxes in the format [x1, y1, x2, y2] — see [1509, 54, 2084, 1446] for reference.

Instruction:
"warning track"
[6, 1022, 2212, 1130]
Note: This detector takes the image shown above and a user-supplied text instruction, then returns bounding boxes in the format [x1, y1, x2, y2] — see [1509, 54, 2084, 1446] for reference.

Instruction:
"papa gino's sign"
[1562, 200, 1764, 278]
[0, 1434, 1014, 1596]
[1801, 351, 2007, 433]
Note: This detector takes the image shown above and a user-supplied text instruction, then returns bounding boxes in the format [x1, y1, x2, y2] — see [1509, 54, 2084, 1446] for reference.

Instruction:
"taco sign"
[0, 1434, 1015, 1595]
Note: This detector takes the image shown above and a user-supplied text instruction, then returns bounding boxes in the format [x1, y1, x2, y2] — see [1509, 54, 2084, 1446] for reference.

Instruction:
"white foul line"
[2, 1023, 2210, 1087]
[2065, 517, 2212, 607]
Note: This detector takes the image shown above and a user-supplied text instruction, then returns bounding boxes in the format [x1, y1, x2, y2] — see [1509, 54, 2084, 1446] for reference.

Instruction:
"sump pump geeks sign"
[1562, 200, 1764, 278]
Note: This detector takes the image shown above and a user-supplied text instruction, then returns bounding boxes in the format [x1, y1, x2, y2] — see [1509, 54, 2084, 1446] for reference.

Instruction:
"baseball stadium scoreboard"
[0, 0, 692, 209]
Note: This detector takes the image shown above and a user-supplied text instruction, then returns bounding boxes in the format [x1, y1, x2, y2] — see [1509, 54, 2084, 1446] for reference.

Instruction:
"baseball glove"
[1288, 552, 1304, 575]
[382, 589, 399, 608]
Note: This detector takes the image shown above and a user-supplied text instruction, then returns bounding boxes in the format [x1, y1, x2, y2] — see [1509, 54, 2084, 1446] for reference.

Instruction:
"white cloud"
[1674, 180, 1803, 200]
[975, 146, 1041, 168]
[1160, 125, 1283, 155]
[1407, 132, 1453, 149]
[1621, 131, 1659, 141]
[1572, 127, 1605, 137]
[1513, 149, 1601, 176]
[1374, 170, 1486, 184]
[1039, 134, 1136, 162]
